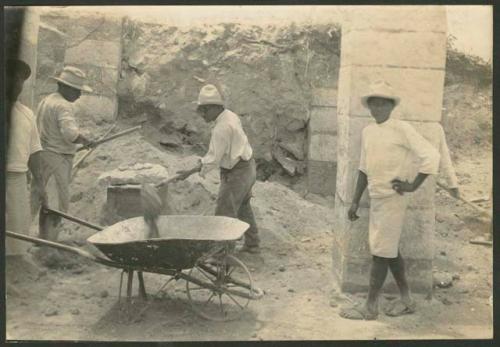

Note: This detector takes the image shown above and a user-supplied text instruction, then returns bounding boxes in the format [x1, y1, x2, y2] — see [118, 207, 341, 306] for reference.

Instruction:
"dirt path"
[6, 140, 492, 341]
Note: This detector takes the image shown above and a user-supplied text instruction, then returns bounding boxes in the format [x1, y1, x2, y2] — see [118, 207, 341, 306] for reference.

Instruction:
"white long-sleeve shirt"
[359, 118, 440, 199]
[201, 109, 252, 176]
[36, 93, 80, 155]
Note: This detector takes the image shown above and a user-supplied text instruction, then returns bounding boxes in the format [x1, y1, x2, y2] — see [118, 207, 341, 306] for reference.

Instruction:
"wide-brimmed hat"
[197, 84, 224, 107]
[52, 66, 92, 92]
[7, 58, 31, 80]
[361, 80, 400, 108]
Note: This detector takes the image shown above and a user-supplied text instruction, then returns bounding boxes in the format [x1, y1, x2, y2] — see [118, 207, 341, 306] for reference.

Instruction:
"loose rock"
[71, 308, 80, 315]
[44, 308, 59, 316]
[278, 265, 286, 272]
[100, 290, 109, 298]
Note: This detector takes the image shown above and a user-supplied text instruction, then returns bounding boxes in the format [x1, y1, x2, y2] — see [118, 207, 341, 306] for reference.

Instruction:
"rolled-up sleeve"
[57, 105, 79, 143]
[403, 123, 440, 175]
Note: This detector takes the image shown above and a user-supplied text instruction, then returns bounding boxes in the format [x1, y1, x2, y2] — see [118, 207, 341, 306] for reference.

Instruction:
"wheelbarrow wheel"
[186, 254, 253, 321]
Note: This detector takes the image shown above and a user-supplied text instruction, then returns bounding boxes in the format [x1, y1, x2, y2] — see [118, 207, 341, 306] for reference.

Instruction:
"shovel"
[140, 165, 201, 239]
[76, 124, 143, 152]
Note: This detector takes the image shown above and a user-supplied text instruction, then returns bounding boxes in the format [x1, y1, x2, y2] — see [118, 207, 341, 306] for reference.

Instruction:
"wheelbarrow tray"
[87, 215, 249, 270]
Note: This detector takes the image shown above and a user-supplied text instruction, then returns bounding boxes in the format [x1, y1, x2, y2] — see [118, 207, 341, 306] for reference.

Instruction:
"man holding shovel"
[31, 66, 94, 240]
[176, 84, 260, 253]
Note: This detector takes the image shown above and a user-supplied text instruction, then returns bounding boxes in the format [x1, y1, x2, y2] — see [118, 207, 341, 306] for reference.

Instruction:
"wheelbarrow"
[7, 207, 263, 321]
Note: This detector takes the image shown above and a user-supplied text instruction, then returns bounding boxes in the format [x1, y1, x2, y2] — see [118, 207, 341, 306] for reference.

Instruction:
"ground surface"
[5, 127, 492, 341]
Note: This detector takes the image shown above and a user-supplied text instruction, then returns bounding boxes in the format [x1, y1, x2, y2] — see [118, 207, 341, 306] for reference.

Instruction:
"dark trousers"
[215, 158, 260, 247]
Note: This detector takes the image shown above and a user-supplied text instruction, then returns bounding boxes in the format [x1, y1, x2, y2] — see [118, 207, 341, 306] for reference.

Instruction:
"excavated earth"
[5, 14, 493, 342]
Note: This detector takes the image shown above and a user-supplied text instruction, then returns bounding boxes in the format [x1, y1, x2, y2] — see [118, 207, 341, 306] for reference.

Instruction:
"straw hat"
[197, 84, 224, 106]
[52, 66, 92, 92]
[361, 80, 400, 108]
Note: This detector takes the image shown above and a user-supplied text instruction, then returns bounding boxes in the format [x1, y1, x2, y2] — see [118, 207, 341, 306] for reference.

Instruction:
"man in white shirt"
[340, 81, 441, 320]
[178, 84, 260, 253]
[30, 66, 94, 239]
[5, 58, 47, 256]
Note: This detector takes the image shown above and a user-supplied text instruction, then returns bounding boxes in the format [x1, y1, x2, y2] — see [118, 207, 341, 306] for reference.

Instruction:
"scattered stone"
[97, 155, 110, 161]
[441, 298, 453, 306]
[70, 191, 84, 203]
[72, 268, 84, 275]
[440, 251, 447, 256]
[467, 265, 475, 271]
[278, 265, 286, 272]
[301, 237, 311, 243]
[434, 272, 453, 289]
[329, 301, 338, 308]
[83, 293, 92, 299]
[452, 274, 461, 281]
[384, 295, 397, 301]
[459, 289, 469, 294]
[100, 290, 109, 298]
[71, 308, 80, 315]
[44, 308, 59, 316]
[288, 288, 295, 293]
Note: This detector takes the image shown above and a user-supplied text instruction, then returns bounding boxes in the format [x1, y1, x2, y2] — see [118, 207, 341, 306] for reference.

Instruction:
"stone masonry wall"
[35, 12, 122, 127]
[333, 6, 448, 294]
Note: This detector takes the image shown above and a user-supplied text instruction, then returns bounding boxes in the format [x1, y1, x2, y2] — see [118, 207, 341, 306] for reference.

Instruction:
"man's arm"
[437, 125, 460, 198]
[348, 170, 368, 221]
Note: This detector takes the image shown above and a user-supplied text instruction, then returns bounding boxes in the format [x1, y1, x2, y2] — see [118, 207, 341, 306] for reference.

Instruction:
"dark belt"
[220, 157, 254, 174]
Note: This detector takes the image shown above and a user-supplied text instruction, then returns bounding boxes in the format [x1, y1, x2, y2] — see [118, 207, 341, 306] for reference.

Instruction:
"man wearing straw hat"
[31, 66, 94, 239]
[5, 58, 47, 259]
[339, 81, 440, 320]
[177, 84, 260, 253]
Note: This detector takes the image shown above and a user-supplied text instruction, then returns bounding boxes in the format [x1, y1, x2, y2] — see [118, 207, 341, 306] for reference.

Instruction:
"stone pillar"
[333, 6, 447, 294]
[5, 7, 40, 109]
[307, 88, 338, 196]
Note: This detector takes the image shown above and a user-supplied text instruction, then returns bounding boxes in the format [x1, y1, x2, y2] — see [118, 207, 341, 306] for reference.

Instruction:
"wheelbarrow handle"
[42, 207, 104, 231]
[5, 230, 115, 266]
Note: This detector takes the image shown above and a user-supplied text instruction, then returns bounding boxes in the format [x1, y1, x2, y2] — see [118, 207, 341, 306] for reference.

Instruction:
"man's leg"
[52, 155, 72, 213]
[238, 193, 259, 248]
[340, 255, 388, 320]
[388, 251, 412, 304]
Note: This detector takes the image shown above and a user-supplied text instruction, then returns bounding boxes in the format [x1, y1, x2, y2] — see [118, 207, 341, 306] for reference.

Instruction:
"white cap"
[361, 80, 400, 108]
[197, 84, 224, 106]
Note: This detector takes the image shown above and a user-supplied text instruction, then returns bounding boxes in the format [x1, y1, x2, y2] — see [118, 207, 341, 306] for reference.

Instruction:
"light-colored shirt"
[36, 92, 80, 155]
[201, 109, 253, 175]
[359, 118, 440, 199]
[7, 101, 43, 173]
[437, 124, 459, 188]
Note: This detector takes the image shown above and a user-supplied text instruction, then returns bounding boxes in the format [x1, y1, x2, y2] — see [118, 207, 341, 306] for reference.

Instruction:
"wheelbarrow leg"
[126, 270, 134, 303]
[137, 271, 147, 300]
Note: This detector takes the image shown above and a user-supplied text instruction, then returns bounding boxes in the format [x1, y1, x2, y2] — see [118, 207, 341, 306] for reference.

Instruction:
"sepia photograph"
[3, 3, 493, 342]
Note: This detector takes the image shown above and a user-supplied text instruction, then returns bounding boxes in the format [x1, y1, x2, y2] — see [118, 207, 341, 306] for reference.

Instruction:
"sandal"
[339, 304, 378, 320]
[384, 299, 416, 317]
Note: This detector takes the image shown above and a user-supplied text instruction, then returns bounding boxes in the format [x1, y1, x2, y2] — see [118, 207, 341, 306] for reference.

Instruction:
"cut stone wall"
[333, 6, 448, 294]
[307, 88, 337, 196]
[35, 13, 123, 125]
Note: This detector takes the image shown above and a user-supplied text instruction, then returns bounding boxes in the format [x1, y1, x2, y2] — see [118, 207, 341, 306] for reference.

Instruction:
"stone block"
[308, 134, 336, 162]
[74, 95, 117, 124]
[70, 65, 119, 97]
[65, 40, 121, 68]
[343, 6, 447, 33]
[400, 207, 436, 259]
[105, 184, 171, 224]
[307, 160, 337, 196]
[406, 121, 443, 148]
[308, 107, 337, 135]
[311, 88, 337, 107]
[43, 14, 122, 42]
[38, 22, 67, 63]
[339, 66, 446, 122]
[341, 30, 447, 69]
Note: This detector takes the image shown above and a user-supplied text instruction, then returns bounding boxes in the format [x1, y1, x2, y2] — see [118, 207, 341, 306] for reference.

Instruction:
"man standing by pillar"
[5, 58, 47, 259]
[339, 81, 440, 320]
[31, 66, 94, 240]
[178, 84, 260, 253]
